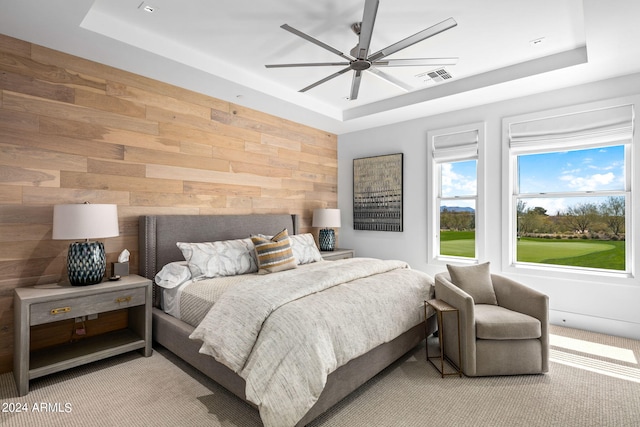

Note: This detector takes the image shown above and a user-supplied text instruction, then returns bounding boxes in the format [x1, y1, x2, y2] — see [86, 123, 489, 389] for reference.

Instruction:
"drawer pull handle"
[115, 296, 132, 303]
[50, 307, 71, 315]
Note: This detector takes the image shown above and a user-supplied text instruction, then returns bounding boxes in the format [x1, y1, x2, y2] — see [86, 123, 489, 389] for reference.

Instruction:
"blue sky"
[441, 160, 476, 198]
[440, 145, 625, 213]
[441, 160, 476, 209]
[518, 145, 625, 213]
[518, 145, 625, 193]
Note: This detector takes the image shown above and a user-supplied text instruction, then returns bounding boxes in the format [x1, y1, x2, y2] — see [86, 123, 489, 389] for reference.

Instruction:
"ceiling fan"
[265, 0, 458, 100]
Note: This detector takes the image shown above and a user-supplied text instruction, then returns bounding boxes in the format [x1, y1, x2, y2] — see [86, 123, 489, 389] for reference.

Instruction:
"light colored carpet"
[1, 325, 639, 427]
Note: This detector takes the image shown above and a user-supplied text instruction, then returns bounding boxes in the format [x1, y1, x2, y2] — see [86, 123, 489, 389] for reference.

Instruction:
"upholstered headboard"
[138, 214, 298, 284]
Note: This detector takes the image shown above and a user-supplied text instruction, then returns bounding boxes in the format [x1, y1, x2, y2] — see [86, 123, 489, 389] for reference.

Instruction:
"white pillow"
[289, 233, 323, 264]
[155, 261, 191, 289]
[177, 238, 258, 279]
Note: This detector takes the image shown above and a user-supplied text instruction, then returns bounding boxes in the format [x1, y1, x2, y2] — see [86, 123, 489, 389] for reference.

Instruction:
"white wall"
[338, 72, 640, 340]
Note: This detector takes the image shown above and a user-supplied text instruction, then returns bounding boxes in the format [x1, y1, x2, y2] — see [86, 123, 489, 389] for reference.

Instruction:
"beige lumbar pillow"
[446, 262, 497, 305]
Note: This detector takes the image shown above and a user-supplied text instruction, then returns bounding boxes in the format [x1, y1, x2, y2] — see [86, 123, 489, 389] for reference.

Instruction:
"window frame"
[428, 122, 485, 265]
[502, 100, 635, 279]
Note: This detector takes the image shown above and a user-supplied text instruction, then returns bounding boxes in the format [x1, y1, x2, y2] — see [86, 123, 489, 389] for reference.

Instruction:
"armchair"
[434, 263, 549, 376]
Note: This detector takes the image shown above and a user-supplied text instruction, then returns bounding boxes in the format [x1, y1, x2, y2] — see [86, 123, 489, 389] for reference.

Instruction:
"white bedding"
[189, 257, 434, 427]
[160, 264, 318, 325]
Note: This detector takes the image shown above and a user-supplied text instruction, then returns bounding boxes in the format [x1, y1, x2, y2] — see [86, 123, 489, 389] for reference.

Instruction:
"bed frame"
[138, 214, 436, 426]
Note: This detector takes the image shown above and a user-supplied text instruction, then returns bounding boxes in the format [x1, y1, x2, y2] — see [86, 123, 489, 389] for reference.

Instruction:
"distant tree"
[532, 206, 548, 216]
[516, 200, 528, 216]
[565, 202, 599, 234]
[517, 202, 549, 235]
[441, 210, 473, 231]
[600, 196, 625, 236]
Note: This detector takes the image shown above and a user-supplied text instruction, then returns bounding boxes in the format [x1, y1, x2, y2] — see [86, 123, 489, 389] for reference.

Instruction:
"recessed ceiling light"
[138, 2, 156, 13]
[530, 37, 545, 47]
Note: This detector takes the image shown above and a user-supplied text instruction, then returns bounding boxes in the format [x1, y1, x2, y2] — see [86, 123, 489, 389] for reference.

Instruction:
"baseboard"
[550, 309, 640, 340]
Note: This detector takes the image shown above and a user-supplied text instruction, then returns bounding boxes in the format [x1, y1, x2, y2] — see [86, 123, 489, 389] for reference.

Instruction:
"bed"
[138, 214, 436, 426]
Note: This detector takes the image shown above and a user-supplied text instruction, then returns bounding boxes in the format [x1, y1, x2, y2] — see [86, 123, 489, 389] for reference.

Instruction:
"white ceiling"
[1, 0, 639, 134]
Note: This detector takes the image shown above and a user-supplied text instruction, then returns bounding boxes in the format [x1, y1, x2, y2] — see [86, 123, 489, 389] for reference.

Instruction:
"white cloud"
[564, 172, 616, 191]
[441, 163, 476, 196]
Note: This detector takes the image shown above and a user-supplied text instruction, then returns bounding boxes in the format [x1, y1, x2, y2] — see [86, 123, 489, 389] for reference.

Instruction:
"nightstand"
[321, 248, 355, 261]
[14, 275, 152, 396]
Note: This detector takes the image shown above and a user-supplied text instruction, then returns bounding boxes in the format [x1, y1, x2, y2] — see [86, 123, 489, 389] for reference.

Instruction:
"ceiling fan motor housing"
[351, 59, 371, 70]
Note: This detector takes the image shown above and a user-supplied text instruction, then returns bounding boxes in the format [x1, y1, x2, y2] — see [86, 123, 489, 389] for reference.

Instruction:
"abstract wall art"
[353, 153, 403, 232]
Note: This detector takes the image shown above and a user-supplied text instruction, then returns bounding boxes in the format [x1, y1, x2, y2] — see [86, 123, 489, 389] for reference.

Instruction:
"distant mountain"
[441, 206, 475, 213]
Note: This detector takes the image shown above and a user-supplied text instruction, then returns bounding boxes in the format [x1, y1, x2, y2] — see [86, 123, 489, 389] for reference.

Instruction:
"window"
[428, 123, 484, 262]
[506, 103, 634, 274]
[439, 160, 477, 258]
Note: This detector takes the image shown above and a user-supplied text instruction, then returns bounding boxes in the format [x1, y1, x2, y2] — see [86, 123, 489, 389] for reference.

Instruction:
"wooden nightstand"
[14, 275, 152, 396]
[321, 248, 355, 261]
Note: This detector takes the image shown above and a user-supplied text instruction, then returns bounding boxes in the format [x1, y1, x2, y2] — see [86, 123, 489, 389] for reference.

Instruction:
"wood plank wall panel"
[0, 34, 337, 374]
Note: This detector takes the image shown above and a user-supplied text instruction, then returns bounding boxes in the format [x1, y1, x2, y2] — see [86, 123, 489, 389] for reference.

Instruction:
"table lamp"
[53, 203, 119, 286]
[313, 208, 341, 251]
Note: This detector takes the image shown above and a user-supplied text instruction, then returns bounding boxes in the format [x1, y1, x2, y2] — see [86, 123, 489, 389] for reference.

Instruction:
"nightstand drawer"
[30, 287, 146, 326]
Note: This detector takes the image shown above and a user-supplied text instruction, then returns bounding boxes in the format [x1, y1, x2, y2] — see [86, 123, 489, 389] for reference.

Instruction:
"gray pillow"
[446, 262, 498, 305]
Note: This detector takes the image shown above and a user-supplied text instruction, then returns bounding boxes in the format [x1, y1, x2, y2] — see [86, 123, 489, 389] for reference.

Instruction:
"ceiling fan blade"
[281, 24, 354, 61]
[299, 66, 352, 93]
[266, 62, 350, 68]
[354, 0, 379, 59]
[368, 17, 457, 62]
[368, 67, 413, 92]
[350, 70, 363, 100]
[373, 57, 458, 67]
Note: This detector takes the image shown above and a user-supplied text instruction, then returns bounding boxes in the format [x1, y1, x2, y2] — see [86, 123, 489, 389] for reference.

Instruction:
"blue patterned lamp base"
[67, 241, 106, 286]
[319, 228, 336, 251]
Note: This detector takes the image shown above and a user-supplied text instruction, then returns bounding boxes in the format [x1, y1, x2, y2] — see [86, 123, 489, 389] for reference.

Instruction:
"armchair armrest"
[491, 274, 548, 325]
[434, 272, 477, 375]
[491, 274, 550, 372]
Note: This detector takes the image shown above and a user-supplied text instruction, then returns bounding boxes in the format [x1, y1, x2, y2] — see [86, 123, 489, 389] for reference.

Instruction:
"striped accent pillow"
[251, 228, 297, 274]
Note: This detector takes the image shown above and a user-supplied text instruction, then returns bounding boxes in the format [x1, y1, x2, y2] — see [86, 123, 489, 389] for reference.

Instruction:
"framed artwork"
[353, 153, 403, 232]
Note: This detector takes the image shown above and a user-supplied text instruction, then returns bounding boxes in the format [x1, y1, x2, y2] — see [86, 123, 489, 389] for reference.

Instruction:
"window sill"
[506, 261, 634, 284]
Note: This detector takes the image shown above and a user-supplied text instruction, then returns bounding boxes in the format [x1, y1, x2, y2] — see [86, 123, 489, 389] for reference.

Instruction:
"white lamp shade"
[312, 208, 341, 228]
[52, 204, 119, 240]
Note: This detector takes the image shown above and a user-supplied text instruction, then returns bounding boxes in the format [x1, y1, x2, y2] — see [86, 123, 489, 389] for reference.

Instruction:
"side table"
[425, 298, 462, 377]
[14, 275, 152, 396]
[320, 248, 355, 261]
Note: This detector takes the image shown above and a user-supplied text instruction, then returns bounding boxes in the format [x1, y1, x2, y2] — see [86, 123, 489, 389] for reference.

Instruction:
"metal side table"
[425, 299, 462, 377]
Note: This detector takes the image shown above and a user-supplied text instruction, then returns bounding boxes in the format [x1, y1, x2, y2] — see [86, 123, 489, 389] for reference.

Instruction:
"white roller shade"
[509, 104, 634, 152]
[432, 129, 478, 162]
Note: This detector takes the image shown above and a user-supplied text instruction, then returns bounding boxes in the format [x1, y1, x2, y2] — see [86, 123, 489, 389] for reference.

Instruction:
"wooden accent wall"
[0, 34, 337, 374]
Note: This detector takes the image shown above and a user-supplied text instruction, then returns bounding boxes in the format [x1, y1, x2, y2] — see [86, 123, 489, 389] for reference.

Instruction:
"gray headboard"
[138, 214, 298, 283]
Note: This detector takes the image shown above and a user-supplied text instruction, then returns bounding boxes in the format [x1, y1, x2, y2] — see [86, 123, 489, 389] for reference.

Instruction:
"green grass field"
[517, 237, 625, 270]
[440, 231, 625, 271]
[440, 231, 475, 258]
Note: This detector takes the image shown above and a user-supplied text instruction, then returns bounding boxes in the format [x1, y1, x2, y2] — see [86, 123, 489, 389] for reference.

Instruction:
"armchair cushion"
[475, 305, 541, 340]
[447, 262, 498, 305]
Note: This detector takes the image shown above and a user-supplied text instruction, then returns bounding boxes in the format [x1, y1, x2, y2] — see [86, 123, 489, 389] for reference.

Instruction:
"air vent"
[415, 68, 453, 84]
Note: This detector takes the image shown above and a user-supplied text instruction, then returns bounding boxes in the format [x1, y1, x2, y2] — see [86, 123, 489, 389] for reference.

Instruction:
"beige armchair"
[434, 263, 549, 376]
